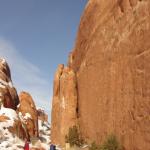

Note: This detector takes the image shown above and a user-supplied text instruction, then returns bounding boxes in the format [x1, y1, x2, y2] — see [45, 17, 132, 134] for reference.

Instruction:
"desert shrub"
[89, 142, 100, 150]
[65, 125, 84, 147]
[89, 134, 123, 150]
[100, 134, 123, 150]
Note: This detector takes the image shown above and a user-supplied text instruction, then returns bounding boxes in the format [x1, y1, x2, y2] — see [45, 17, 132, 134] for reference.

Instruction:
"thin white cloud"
[0, 38, 51, 120]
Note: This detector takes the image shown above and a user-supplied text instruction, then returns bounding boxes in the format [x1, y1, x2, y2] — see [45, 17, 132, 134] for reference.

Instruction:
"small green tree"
[100, 134, 123, 150]
[65, 125, 83, 147]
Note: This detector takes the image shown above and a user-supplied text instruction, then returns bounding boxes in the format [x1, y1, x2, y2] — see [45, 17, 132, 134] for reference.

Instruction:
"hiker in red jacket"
[24, 138, 30, 150]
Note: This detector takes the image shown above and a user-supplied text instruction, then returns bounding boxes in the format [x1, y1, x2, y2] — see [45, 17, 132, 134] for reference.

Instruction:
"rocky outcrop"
[18, 92, 39, 140]
[51, 65, 77, 146]
[51, 64, 64, 145]
[0, 58, 19, 110]
[0, 58, 28, 140]
[37, 108, 48, 122]
[0, 106, 27, 140]
[51, 0, 150, 149]
[8, 118, 27, 140]
[0, 58, 49, 148]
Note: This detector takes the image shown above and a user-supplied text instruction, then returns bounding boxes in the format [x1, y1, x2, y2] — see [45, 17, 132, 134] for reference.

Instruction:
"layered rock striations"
[51, 0, 150, 149]
[51, 65, 77, 146]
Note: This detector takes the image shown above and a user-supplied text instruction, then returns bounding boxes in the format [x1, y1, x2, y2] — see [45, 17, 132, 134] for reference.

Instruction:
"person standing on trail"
[50, 144, 56, 150]
[24, 138, 30, 150]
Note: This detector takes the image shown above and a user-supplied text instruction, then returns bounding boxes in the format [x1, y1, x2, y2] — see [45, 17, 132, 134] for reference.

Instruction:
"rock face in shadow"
[0, 58, 19, 110]
[18, 92, 39, 140]
[51, 65, 77, 146]
[51, 0, 150, 149]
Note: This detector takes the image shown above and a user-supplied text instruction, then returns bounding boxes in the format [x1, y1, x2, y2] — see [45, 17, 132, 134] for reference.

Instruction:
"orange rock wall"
[51, 0, 150, 149]
[51, 65, 77, 146]
[18, 92, 39, 139]
[70, 0, 150, 149]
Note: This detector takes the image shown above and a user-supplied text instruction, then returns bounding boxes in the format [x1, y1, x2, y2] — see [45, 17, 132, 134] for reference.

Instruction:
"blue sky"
[0, 0, 87, 120]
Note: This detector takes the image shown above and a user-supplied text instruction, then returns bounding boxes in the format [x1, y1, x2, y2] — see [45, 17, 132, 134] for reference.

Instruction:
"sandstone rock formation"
[51, 0, 150, 149]
[0, 58, 49, 148]
[51, 65, 77, 146]
[0, 58, 19, 110]
[51, 64, 64, 145]
[0, 58, 28, 140]
[18, 92, 39, 140]
[8, 117, 27, 140]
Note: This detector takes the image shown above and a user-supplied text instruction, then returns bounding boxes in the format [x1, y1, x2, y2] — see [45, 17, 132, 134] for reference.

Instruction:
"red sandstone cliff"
[51, 65, 77, 146]
[51, 0, 150, 149]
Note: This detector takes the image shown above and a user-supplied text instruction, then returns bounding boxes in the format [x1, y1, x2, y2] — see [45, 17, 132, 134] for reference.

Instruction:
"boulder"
[18, 92, 39, 140]
[0, 58, 19, 110]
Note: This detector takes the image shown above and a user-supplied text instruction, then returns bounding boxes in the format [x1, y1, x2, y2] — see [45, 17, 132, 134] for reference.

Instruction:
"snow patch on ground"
[0, 106, 52, 150]
[0, 107, 17, 127]
[37, 119, 51, 149]
[0, 107, 24, 150]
